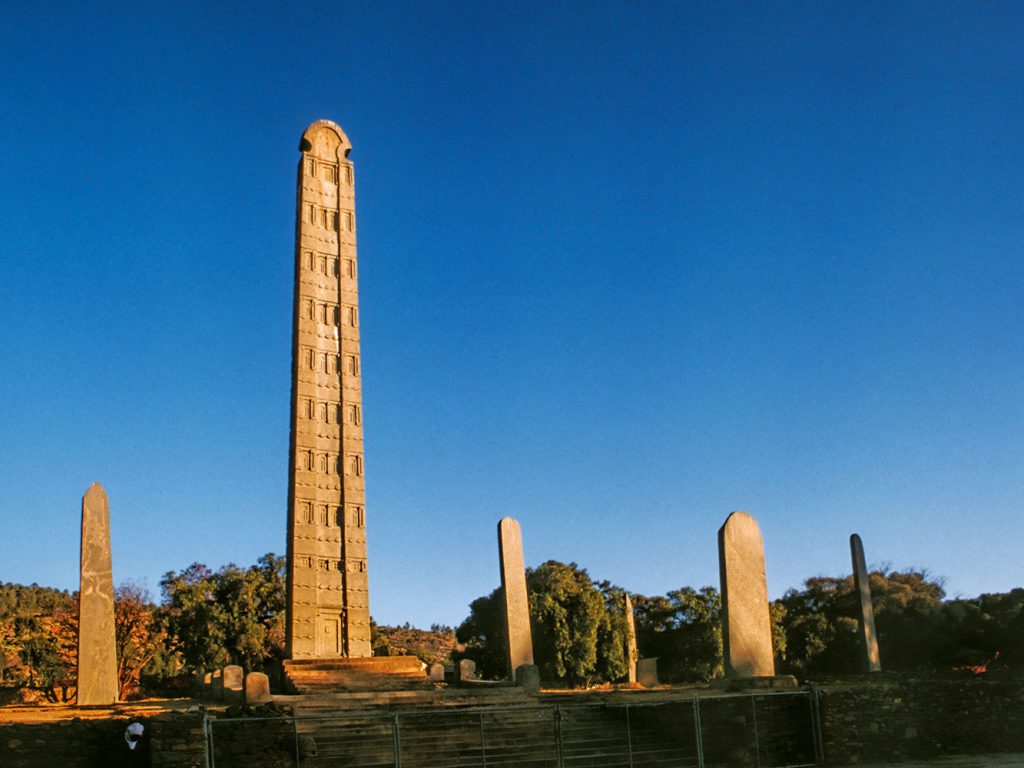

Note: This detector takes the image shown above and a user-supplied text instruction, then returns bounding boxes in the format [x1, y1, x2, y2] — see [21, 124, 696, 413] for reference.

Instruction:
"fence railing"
[205, 690, 822, 768]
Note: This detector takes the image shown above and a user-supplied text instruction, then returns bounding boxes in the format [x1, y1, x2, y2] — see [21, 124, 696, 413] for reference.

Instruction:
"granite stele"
[718, 510, 775, 678]
[850, 533, 882, 673]
[77, 482, 118, 705]
[498, 517, 535, 679]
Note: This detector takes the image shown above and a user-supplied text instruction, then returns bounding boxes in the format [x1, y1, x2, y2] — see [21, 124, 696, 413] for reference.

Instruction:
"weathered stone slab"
[498, 517, 534, 680]
[718, 510, 775, 678]
[850, 533, 882, 673]
[637, 658, 659, 687]
[245, 672, 273, 704]
[77, 482, 118, 705]
[427, 663, 445, 681]
[222, 665, 244, 703]
[455, 658, 477, 682]
[515, 663, 541, 691]
[624, 594, 638, 684]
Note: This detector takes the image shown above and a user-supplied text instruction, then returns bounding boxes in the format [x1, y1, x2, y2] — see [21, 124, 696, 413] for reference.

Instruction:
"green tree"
[457, 561, 627, 685]
[455, 586, 509, 679]
[528, 561, 609, 685]
[159, 553, 285, 673]
[632, 586, 723, 683]
[777, 569, 947, 676]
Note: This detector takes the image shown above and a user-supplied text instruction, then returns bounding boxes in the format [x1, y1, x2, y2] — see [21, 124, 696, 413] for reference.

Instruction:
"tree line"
[3, 554, 1022, 701]
[455, 561, 1024, 685]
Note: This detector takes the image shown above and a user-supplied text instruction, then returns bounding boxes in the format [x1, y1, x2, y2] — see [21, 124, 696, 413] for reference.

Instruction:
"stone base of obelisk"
[282, 656, 434, 694]
[711, 674, 799, 691]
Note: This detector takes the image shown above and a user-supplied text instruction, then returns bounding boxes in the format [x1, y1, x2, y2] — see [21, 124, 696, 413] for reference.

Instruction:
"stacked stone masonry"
[286, 120, 371, 659]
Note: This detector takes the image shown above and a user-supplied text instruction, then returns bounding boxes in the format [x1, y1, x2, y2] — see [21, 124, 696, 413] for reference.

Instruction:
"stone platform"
[282, 656, 433, 694]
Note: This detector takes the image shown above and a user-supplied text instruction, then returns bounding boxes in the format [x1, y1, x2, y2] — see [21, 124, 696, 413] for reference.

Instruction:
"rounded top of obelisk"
[300, 120, 351, 160]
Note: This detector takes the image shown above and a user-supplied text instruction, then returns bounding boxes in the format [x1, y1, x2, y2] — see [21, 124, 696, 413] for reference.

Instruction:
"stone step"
[282, 655, 434, 694]
[278, 687, 537, 713]
[284, 656, 424, 673]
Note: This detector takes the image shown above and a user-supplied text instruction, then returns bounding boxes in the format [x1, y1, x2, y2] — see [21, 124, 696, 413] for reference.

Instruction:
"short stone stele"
[77, 482, 118, 705]
[515, 663, 541, 692]
[456, 659, 478, 683]
[718, 510, 775, 678]
[637, 658, 659, 687]
[222, 665, 244, 703]
[427, 663, 445, 681]
[498, 517, 535, 680]
[850, 533, 882, 673]
[245, 672, 273, 705]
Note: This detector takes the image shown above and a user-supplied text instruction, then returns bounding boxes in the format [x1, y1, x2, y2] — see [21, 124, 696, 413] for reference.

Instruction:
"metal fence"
[206, 690, 822, 768]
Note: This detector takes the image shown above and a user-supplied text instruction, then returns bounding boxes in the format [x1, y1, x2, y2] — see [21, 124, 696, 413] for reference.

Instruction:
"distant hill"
[373, 623, 460, 666]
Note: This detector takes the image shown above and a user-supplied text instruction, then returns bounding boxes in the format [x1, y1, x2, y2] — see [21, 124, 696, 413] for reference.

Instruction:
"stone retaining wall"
[4, 677, 1024, 767]
[819, 675, 1024, 765]
[0, 710, 206, 768]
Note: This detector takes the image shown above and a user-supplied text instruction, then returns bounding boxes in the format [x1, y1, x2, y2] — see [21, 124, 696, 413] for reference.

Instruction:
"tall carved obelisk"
[286, 120, 371, 658]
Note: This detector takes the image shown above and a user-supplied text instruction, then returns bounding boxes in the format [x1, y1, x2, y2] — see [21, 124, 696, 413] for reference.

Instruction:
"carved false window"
[349, 454, 363, 477]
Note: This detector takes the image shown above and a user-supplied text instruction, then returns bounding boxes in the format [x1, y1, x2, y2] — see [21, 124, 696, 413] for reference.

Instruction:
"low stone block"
[515, 663, 541, 691]
[245, 672, 272, 704]
[637, 658, 659, 687]
[222, 665, 244, 704]
[427, 663, 445, 681]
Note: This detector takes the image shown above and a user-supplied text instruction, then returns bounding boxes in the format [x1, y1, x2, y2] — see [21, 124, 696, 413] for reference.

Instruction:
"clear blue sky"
[1, 2, 1021, 629]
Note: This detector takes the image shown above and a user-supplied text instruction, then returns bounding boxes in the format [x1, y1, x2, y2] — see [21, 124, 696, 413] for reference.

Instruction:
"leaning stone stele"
[850, 533, 882, 673]
[624, 594, 638, 684]
[718, 510, 775, 678]
[498, 517, 535, 680]
[286, 120, 370, 659]
[77, 482, 118, 705]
